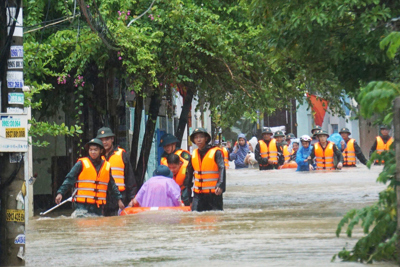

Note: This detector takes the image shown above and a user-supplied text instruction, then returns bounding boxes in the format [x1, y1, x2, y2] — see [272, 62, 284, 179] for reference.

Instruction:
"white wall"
[296, 97, 360, 142]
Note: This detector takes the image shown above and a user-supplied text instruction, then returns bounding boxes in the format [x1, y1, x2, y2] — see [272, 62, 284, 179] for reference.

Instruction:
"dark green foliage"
[334, 149, 398, 262]
[333, 29, 400, 263]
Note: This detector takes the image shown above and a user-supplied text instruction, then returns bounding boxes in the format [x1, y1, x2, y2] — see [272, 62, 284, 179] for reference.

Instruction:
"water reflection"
[26, 166, 396, 266]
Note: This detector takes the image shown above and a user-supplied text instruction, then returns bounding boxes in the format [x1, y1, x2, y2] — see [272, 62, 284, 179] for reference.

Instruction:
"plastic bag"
[327, 133, 346, 150]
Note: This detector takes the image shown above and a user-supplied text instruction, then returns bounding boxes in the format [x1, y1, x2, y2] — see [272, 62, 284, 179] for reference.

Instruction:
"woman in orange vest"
[159, 133, 191, 165]
[96, 127, 137, 216]
[339, 127, 367, 167]
[369, 125, 394, 165]
[167, 154, 190, 206]
[184, 128, 225, 211]
[55, 138, 124, 216]
[308, 130, 343, 170]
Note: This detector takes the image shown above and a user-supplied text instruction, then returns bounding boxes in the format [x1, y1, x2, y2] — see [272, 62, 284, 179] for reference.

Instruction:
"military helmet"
[339, 127, 351, 135]
[311, 125, 322, 133]
[262, 127, 273, 134]
[190, 128, 211, 143]
[286, 133, 296, 139]
[380, 125, 390, 130]
[84, 138, 104, 150]
[315, 130, 329, 137]
[159, 133, 179, 147]
[96, 127, 115, 139]
[274, 131, 285, 137]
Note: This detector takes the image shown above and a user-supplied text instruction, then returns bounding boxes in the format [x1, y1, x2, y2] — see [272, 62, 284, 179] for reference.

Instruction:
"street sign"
[6, 209, 25, 222]
[7, 71, 24, 89]
[8, 92, 24, 105]
[0, 114, 28, 152]
[10, 45, 23, 58]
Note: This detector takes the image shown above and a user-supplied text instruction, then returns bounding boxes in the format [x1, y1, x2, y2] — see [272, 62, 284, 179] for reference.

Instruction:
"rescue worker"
[339, 127, 367, 167]
[55, 138, 124, 216]
[254, 127, 282, 170]
[95, 127, 137, 216]
[167, 154, 190, 206]
[311, 126, 322, 145]
[308, 130, 343, 170]
[221, 145, 230, 169]
[286, 133, 296, 147]
[129, 165, 183, 207]
[159, 133, 190, 166]
[229, 133, 249, 169]
[369, 125, 394, 165]
[274, 131, 289, 164]
[184, 128, 226, 211]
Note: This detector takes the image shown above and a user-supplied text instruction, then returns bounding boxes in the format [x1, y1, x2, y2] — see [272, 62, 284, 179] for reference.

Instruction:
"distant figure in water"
[229, 133, 249, 169]
[129, 165, 183, 207]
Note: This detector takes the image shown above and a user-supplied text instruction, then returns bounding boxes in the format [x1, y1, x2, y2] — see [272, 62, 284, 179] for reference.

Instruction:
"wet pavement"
[26, 166, 396, 266]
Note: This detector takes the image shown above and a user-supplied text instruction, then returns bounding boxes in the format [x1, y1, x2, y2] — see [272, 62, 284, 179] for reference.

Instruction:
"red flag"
[307, 93, 329, 126]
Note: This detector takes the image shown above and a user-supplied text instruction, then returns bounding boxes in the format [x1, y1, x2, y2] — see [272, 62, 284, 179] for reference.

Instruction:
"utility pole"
[0, 0, 27, 266]
[394, 97, 400, 265]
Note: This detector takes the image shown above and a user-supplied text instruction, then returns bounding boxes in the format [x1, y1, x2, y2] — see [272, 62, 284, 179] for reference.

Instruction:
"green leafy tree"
[334, 31, 400, 263]
[245, 0, 400, 115]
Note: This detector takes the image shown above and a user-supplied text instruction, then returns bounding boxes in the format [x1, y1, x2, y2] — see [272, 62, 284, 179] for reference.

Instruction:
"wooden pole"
[394, 96, 400, 264]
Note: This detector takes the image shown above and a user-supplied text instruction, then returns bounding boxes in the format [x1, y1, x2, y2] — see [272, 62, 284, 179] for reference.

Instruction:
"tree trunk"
[130, 93, 143, 172]
[135, 91, 161, 189]
[175, 83, 195, 143]
[394, 97, 400, 265]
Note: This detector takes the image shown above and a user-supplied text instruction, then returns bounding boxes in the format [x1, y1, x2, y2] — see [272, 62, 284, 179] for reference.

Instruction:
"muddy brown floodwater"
[26, 166, 397, 266]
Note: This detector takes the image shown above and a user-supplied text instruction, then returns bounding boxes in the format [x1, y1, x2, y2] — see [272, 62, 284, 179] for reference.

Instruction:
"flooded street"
[26, 166, 396, 266]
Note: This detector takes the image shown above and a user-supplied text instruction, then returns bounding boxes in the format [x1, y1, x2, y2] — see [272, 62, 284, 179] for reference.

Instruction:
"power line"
[127, 0, 156, 27]
[24, 14, 81, 34]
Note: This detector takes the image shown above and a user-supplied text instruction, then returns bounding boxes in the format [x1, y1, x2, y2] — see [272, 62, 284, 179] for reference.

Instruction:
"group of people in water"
[224, 125, 392, 171]
[54, 124, 393, 217]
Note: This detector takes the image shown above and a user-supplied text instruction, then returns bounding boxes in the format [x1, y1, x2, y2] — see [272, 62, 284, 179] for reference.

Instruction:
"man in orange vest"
[339, 127, 367, 167]
[308, 130, 343, 170]
[55, 138, 124, 216]
[159, 134, 191, 166]
[274, 130, 288, 165]
[311, 126, 321, 146]
[184, 128, 225, 211]
[285, 133, 296, 147]
[254, 127, 282, 170]
[167, 154, 190, 206]
[370, 125, 394, 165]
[96, 127, 137, 216]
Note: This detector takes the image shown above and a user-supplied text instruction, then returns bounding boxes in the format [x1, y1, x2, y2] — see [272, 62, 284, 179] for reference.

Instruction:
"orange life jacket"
[108, 148, 126, 191]
[258, 139, 278, 165]
[160, 149, 190, 166]
[74, 157, 110, 207]
[343, 139, 356, 166]
[375, 136, 394, 164]
[314, 142, 335, 170]
[192, 147, 220, 194]
[222, 147, 229, 169]
[283, 145, 290, 161]
[174, 159, 189, 190]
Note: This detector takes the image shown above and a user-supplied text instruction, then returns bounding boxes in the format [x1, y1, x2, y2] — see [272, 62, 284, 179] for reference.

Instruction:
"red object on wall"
[307, 94, 329, 126]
